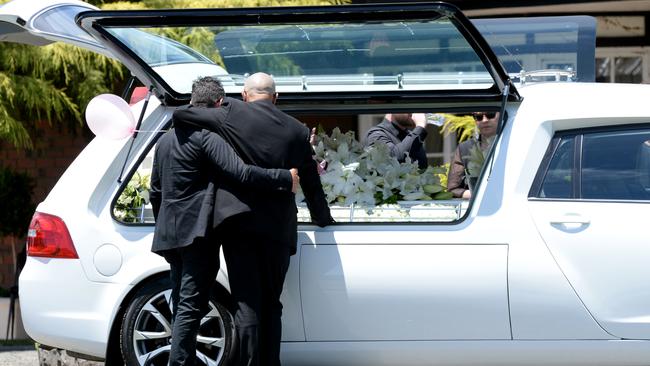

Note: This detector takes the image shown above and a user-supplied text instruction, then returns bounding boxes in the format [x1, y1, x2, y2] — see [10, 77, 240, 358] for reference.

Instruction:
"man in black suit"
[174, 72, 333, 366]
[149, 76, 299, 366]
[365, 113, 429, 169]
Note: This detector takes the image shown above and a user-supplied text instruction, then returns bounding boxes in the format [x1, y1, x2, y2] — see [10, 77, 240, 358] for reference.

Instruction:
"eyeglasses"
[472, 112, 497, 121]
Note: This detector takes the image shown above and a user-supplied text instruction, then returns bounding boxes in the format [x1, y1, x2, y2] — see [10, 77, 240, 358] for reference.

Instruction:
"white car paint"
[300, 243, 510, 341]
[19, 82, 650, 365]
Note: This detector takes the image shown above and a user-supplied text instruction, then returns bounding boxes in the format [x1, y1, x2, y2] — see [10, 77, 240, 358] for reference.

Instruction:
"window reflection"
[596, 56, 642, 83]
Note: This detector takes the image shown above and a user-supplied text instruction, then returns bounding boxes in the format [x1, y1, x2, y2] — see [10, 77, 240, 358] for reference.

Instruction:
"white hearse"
[1, 0, 650, 365]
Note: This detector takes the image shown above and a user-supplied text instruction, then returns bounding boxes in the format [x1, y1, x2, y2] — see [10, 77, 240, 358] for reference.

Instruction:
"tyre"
[120, 277, 234, 366]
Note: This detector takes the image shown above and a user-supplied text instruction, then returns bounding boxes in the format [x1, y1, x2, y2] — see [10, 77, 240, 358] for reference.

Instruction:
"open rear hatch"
[0, 0, 109, 56]
[73, 3, 521, 108]
[1, 2, 596, 109]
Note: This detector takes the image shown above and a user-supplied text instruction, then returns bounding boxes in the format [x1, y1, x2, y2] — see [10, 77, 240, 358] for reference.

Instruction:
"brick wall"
[0, 122, 92, 290]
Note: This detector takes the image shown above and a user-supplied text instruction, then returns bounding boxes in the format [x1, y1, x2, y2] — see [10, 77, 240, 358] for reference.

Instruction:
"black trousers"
[162, 237, 220, 366]
[222, 216, 291, 366]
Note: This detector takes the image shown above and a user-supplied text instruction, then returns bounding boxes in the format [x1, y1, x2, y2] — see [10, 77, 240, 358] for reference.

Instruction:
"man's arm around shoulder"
[173, 102, 230, 132]
[201, 129, 294, 192]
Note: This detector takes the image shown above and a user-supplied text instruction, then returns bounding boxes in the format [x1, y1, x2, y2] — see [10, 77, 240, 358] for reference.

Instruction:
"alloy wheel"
[131, 289, 228, 366]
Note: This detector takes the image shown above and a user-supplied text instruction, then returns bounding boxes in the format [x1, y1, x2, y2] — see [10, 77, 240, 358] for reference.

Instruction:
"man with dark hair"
[364, 113, 429, 169]
[149, 76, 299, 366]
[174, 72, 333, 366]
[190, 76, 224, 107]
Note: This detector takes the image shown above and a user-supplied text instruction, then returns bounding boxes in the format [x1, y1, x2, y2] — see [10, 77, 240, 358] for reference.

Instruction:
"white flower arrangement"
[297, 127, 453, 207]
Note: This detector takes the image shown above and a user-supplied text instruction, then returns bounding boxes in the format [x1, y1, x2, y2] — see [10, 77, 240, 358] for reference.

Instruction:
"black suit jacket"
[149, 123, 292, 254]
[365, 119, 428, 169]
[173, 98, 333, 253]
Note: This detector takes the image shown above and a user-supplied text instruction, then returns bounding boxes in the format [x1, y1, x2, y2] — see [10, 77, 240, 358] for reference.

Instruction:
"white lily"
[305, 128, 452, 206]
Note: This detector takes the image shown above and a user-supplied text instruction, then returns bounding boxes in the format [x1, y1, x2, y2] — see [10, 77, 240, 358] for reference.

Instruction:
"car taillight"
[26, 212, 78, 259]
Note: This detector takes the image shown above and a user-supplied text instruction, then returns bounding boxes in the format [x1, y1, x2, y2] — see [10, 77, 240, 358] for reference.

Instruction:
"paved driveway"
[0, 344, 104, 366]
[0, 345, 38, 366]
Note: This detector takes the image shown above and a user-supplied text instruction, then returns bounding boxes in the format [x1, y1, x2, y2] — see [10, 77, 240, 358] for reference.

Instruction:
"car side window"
[113, 148, 155, 224]
[534, 126, 650, 201]
[581, 129, 650, 200]
[539, 137, 575, 199]
[113, 111, 499, 225]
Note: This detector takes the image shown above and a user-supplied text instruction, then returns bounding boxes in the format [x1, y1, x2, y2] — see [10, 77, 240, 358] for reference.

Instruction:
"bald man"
[173, 73, 332, 366]
[242, 72, 278, 102]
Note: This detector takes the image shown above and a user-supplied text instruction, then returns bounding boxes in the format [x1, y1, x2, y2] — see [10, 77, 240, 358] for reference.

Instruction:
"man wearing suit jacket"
[173, 73, 333, 366]
[364, 113, 429, 169]
[149, 76, 299, 366]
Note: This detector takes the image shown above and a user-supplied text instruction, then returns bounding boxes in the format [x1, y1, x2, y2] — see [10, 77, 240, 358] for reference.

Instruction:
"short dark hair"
[191, 76, 224, 107]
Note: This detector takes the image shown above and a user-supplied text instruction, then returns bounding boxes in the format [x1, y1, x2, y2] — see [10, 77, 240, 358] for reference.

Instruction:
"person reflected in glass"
[364, 112, 428, 169]
[447, 111, 499, 199]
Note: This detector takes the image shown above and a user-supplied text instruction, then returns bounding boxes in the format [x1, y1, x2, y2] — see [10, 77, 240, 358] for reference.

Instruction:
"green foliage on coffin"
[115, 172, 151, 223]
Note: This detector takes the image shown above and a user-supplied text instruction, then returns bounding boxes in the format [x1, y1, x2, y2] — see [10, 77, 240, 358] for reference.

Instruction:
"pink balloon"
[85, 94, 136, 140]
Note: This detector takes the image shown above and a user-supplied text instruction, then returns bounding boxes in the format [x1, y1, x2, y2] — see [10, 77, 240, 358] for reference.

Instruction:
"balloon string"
[133, 129, 166, 133]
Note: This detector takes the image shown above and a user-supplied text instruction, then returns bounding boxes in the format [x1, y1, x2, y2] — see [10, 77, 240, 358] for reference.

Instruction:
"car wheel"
[120, 277, 234, 366]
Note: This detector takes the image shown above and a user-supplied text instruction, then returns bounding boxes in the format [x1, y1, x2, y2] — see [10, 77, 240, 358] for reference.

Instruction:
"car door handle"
[549, 215, 590, 225]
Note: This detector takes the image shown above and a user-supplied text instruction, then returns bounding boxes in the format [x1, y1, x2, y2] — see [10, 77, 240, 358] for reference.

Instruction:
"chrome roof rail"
[511, 69, 575, 86]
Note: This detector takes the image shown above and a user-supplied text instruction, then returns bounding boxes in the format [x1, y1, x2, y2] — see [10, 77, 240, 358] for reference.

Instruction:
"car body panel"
[35, 98, 168, 283]
[529, 200, 650, 339]
[280, 340, 650, 366]
[300, 235, 509, 341]
[19, 257, 132, 357]
[513, 83, 650, 340]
